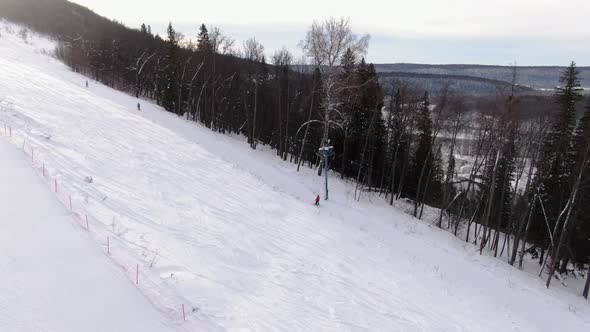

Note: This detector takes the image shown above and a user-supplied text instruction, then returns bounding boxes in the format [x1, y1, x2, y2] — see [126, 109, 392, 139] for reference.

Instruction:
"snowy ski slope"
[0, 140, 191, 332]
[1, 22, 589, 331]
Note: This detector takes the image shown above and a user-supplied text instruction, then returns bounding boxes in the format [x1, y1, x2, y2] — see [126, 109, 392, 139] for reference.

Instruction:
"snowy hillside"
[0, 140, 193, 332]
[1, 22, 589, 331]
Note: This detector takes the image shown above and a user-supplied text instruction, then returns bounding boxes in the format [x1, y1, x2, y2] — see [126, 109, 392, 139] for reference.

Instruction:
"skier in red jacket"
[314, 194, 320, 206]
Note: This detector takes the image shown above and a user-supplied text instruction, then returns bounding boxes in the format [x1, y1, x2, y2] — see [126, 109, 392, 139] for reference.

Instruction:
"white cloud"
[69, 0, 590, 65]
[71, 0, 590, 40]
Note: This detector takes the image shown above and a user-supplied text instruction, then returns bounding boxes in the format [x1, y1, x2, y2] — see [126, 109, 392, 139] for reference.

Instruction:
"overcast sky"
[70, 0, 590, 66]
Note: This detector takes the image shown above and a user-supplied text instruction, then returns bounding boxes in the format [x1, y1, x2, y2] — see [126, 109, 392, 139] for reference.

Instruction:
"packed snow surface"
[1, 22, 589, 331]
[0, 140, 193, 332]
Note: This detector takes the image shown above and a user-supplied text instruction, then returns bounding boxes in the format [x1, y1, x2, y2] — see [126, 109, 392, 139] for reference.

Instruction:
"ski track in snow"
[1, 22, 589, 331]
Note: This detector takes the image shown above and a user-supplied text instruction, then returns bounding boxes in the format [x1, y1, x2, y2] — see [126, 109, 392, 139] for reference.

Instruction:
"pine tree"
[531, 62, 583, 245]
[365, 63, 387, 190]
[409, 92, 433, 200]
[353, 60, 385, 196]
[571, 103, 590, 271]
[162, 22, 179, 113]
[572, 101, 590, 166]
[389, 88, 408, 202]
[340, 48, 356, 75]
[197, 24, 213, 54]
[350, 60, 384, 180]
[445, 153, 456, 186]
[426, 144, 444, 207]
[487, 131, 516, 255]
[336, 48, 358, 177]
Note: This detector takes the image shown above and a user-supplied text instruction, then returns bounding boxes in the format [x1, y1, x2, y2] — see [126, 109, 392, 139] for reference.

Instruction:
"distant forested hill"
[375, 63, 590, 92]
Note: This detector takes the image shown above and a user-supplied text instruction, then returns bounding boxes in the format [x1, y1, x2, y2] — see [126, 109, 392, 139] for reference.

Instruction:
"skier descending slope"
[314, 194, 320, 206]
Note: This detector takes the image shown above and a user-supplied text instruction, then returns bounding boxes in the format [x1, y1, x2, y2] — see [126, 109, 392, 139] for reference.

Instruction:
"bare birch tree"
[210, 26, 236, 56]
[300, 17, 370, 155]
[272, 47, 294, 158]
[242, 38, 265, 149]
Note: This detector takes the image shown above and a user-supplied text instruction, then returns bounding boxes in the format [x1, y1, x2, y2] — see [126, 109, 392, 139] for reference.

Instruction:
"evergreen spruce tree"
[353, 61, 385, 191]
[532, 62, 582, 244]
[492, 132, 516, 234]
[336, 48, 358, 177]
[197, 24, 213, 54]
[340, 48, 356, 75]
[409, 91, 433, 199]
[427, 144, 444, 206]
[570, 103, 590, 266]
[351, 59, 384, 182]
[162, 22, 179, 113]
[364, 63, 387, 188]
[389, 88, 408, 200]
[572, 100, 590, 166]
[445, 153, 456, 186]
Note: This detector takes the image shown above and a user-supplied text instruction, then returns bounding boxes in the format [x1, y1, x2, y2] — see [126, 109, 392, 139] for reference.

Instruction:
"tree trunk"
[283, 80, 291, 161]
[251, 82, 258, 149]
[494, 162, 511, 257]
[511, 199, 532, 265]
[559, 257, 569, 274]
[297, 81, 315, 172]
[419, 157, 436, 220]
[583, 264, 590, 299]
[277, 74, 282, 156]
[440, 192, 462, 229]
[539, 245, 545, 266]
[480, 150, 501, 254]
[441, 131, 458, 227]
[210, 54, 217, 129]
[389, 137, 401, 205]
[546, 143, 590, 288]
[341, 132, 348, 179]
[196, 79, 209, 122]
[511, 149, 540, 265]
[413, 151, 430, 217]
[396, 138, 411, 200]
[355, 105, 379, 201]
[368, 142, 376, 193]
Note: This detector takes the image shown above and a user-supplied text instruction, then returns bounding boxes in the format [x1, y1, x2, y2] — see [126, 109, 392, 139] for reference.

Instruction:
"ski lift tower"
[319, 145, 335, 200]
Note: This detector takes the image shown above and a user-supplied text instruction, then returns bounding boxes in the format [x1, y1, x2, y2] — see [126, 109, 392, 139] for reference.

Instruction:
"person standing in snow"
[85, 80, 88, 88]
[137, 102, 141, 111]
[314, 194, 320, 206]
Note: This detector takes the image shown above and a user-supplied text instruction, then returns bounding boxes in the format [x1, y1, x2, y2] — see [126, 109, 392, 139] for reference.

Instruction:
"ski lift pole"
[319, 145, 334, 201]
[324, 150, 329, 200]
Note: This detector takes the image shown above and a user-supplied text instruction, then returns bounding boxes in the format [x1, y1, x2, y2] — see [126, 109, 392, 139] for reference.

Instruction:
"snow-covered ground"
[1, 21, 589, 331]
[0, 140, 190, 331]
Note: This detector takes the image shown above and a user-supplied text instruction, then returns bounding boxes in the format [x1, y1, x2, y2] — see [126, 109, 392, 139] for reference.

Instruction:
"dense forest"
[1, 0, 589, 298]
